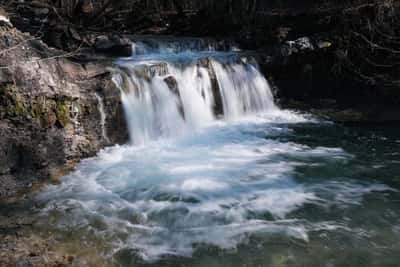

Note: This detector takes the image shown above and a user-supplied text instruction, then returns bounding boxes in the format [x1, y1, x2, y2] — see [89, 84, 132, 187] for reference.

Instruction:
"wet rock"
[206, 59, 224, 116]
[164, 75, 185, 119]
[131, 62, 169, 79]
[164, 75, 179, 95]
[32, 8, 49, 16]
[317, 40, 332, 49]
[94, 35, 132, 57]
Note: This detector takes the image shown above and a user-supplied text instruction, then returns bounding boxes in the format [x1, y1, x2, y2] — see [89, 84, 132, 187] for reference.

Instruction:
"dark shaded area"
[3, 0, 399, 107]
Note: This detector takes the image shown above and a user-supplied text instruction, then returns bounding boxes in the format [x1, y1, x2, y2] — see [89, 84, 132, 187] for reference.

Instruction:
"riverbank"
[0, 197, 113, 266]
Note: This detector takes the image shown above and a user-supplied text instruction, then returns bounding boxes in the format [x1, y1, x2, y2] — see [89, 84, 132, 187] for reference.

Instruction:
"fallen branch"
[0, 36, 40, 56]
[351, 31, 400, 54]
[38, 43, 84, 61]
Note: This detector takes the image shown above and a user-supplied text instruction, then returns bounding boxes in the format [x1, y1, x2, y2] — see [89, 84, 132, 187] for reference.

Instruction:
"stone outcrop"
[0, 25, 128, 202]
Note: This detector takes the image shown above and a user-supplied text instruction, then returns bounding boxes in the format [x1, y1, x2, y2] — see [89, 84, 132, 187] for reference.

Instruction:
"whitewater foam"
[36, 115, 394, 261]
[112, 52, 277, 145]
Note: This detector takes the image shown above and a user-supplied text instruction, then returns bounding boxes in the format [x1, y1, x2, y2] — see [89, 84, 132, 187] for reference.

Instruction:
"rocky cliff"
[0, 23, 128, 202]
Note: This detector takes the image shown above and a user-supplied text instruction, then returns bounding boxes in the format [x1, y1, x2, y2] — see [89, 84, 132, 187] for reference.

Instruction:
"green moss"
[13, 97, 27, 116]
[55, 99, 71, 127]
[30, 98, 54, 127]
[31, 100, 42, 119]
[1, 85, 76, 128]
[270, 253, 293, 267]
[3, 84, 28, 117]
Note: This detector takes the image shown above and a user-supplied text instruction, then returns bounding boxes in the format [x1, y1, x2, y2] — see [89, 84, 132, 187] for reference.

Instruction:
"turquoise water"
[35, 115, 400, 266]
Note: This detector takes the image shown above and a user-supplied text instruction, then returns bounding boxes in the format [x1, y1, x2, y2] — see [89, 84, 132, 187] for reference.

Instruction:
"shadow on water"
[272, 122, 400, 187]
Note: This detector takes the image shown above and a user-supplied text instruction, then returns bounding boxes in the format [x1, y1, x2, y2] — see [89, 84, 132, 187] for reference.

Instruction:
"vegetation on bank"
[339, 1, 399, 97]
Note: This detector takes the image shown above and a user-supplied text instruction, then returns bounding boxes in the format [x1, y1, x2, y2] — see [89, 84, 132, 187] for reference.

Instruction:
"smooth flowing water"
[34, 39, 400, 266]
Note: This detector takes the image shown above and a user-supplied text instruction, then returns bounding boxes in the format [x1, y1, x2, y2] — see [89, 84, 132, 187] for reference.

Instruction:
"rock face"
[0, 25, 128, 202]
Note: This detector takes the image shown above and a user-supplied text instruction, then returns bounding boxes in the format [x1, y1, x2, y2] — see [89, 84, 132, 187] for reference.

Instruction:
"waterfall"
[112, 40, 277, 145]
[130, 36, 240, 55]
[211, 59, 276, 119]
[95, 93, 110, 143]
[41, 38, 361, 264]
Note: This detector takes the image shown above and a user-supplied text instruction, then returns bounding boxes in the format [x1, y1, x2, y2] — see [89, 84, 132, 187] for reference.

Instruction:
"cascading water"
[211, 59, 276, 119]
[35, 37, 399, 266]
[95, 93, 110, 143]
[112, 51, 277, 144]
[130, 36, 239, 55]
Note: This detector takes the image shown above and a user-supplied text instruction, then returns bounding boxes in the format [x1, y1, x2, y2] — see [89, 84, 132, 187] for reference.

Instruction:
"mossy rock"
[270, 253, 294, 267]
[1, 84, 28, 117]
[32, 98, 58, 128]
[1, 83, 84, 129]
[55, 99, 71, 128]
[11, 95, 27, 116]
[1, 87, 76, 128]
